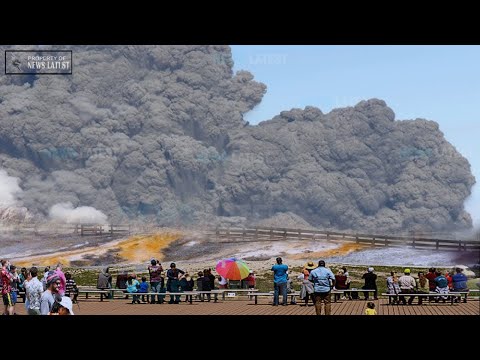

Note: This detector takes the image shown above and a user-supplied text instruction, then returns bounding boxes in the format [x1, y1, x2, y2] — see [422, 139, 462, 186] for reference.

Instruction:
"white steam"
[49, 202, 108, 224]
[0, 169, 22, 206]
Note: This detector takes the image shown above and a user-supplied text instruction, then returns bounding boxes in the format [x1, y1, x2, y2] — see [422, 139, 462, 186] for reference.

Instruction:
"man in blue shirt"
[271, 257, 288, 306]
[308, 260, 335, 315]
[452, 267, 468, 292]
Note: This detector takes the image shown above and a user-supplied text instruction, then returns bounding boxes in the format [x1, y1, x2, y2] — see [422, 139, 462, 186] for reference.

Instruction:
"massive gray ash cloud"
[0, 45, 475, 232]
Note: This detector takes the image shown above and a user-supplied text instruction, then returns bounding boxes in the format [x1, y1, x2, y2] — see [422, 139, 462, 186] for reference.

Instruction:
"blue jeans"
[150, 282, 162, 303]
[273, 282, 287, 305]
[168, 280, 181, 303]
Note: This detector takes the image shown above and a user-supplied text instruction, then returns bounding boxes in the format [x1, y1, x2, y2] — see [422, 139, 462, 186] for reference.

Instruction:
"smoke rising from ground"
[0, 169, 21, 206]
[0, 45, 476, 233]
[48, 202, 108, 224]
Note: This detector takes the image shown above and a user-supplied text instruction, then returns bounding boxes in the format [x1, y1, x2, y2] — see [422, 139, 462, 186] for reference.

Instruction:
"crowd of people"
[1, 255, 473, 316]
[98, 259, 253, 305]
[1, 259, 75, 315]
[271, 258, 471, 315]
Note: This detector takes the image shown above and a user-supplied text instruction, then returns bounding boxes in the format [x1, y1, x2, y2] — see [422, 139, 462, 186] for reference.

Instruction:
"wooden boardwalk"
[14, 298, 479, 315]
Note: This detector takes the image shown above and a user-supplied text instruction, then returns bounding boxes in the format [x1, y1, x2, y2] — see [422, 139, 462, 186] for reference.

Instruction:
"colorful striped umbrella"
[215, 258, 250, 280]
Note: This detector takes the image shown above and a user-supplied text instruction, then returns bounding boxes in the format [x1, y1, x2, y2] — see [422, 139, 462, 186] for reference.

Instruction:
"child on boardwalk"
[139, 276, 149, 303]
[365, 302, 376, 315]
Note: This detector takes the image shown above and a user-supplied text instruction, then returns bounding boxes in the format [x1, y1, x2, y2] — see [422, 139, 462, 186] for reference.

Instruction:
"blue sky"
[231, 45, 480, 227]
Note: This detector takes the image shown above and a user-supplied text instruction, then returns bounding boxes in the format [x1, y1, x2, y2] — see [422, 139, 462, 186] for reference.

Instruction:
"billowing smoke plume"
[0, 169, 21, 206]
[49, 202, 108, 224]
[0, 169, 34, 223]
[0, 45, 475, 232]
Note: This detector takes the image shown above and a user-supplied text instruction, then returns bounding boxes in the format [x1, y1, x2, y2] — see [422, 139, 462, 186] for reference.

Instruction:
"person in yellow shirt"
[365, 301, 377, 315]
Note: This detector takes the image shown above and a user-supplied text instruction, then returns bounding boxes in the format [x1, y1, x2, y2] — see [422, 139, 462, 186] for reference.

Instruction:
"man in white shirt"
[24, 267, 44, 315]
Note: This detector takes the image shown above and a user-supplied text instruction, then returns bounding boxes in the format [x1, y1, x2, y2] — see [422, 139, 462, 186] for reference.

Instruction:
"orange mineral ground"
[13, 232, 182, 267]
[289, 242, 367, 260]
[12, 231, 370, 269]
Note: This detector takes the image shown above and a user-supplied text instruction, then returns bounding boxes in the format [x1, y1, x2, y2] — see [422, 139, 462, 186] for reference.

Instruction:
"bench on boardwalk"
[77, 289, 225, 303]
[331, 289, 377, 302]
[219, 288, 258, 300]
[381, 292, 469, 305]
[249, 291, 299, 305]
[77, 289, 111, 301]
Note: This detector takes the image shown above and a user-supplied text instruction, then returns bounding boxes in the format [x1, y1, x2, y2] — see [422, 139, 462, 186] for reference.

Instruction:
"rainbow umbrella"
[215, 258, 250, 280]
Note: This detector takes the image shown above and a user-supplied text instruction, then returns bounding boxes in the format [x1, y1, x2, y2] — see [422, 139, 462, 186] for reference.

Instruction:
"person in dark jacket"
[116, 271, 128, 289]
[196, 271, 204, 301]
[361, 267, 378, 300]
[179, 273, 194, 302]
[166, 263, 184, 304]
[201, 271, 212, 302]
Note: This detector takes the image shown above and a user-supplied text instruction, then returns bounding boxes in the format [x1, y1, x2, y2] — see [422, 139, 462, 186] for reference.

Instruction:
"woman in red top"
[445, 271, 453, 290]
[246, 271, 256, 289]
[334, 269, 348, 301]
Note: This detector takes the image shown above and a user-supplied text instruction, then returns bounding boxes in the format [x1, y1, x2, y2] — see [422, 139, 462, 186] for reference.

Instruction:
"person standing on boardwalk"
[148, 259, 164, 304]
[24, 267, 44, 315]
[308, 260, 335, 315]
[271, 257, 288, 306]
[40, 271, 60, 315]
[166, 262, 185, 304]
[1, 260, 14, 315]
[55, 264, 67, 296]
[362, 267, 378, 300]
[97, 267, 113, 298]
[300, 262, 315, 306]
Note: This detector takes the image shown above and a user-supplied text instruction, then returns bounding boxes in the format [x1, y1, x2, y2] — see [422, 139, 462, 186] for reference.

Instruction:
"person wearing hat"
[361, 267, 378, 300]
[300, 262, 315, 306]
[40, 270, 60, 315]
[49, 294, 74, 315]
[308, 260, 335, 315]
[398, 268, 416, 305]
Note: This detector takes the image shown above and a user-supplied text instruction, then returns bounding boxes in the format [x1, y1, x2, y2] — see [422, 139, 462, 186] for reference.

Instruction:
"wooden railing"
[204, 227, 480, 252]
[75, 224, 131, 236]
